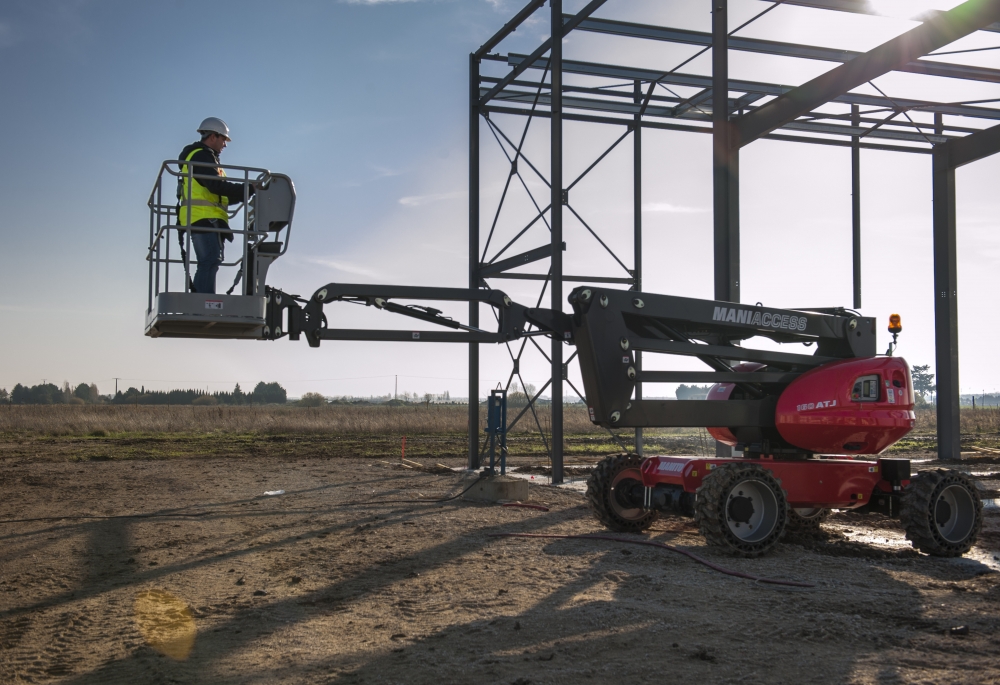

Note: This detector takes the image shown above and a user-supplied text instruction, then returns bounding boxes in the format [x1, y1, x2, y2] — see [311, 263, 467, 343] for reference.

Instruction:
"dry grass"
[913, 406, 1000, 434]
[0, 404, 612, 437]
[4, 404, 992, 440]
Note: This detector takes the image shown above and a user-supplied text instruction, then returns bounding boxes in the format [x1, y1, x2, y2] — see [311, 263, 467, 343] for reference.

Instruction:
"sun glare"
[865, 0, 967, 21]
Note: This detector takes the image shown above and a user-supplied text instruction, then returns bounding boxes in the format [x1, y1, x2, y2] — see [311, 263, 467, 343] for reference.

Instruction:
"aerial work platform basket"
[145, 160, 295, 339]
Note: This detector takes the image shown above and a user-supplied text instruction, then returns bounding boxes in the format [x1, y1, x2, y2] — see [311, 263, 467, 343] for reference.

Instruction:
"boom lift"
[146, 164, 984, 558]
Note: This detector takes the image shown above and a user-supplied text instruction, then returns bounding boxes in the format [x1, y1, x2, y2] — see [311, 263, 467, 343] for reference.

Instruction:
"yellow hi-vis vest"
[178, 148, 229, 226]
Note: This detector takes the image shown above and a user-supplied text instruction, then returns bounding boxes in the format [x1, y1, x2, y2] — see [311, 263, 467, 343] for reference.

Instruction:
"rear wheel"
[695, 463, 788, 557]
[786, 507, 830, 533]
[900, 469, 982, 557]
[586, 454, 658, 533]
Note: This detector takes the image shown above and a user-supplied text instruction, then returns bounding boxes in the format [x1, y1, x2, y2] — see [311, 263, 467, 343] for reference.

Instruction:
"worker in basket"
[176, 117, 254, 294]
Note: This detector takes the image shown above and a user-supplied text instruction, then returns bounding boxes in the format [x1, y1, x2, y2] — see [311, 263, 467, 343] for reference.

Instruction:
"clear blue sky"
[1, 0, 998, 399]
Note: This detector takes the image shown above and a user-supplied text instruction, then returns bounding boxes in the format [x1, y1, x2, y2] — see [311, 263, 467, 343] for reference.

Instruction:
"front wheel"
[586, 454, 658, 533]
[900, 469, 982, 557]
[695, 463, 788, 557]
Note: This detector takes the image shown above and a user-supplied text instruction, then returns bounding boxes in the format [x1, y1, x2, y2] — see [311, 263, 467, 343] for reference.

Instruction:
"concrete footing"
[463, 475, 529, 503]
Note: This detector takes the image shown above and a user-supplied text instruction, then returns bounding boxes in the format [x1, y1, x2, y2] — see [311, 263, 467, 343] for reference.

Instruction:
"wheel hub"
[728, 495, 755, 524]
[725, 480, 779, 543]
[934, 483, 976, 544]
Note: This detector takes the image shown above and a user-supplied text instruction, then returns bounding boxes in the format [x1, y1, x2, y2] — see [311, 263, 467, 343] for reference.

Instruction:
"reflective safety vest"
[177, 147, 229, 226]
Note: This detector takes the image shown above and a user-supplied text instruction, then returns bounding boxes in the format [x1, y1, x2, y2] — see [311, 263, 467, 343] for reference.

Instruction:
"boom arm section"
[263, 284, 572, 348]
[567, 286, 877, 430]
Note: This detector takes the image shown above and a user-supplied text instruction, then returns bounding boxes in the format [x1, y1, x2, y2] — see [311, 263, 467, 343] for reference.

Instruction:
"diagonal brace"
[737, 0, 1000, 146]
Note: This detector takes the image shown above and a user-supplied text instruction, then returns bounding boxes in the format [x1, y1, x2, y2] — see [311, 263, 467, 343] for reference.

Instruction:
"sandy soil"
[1, 438, 999, 684]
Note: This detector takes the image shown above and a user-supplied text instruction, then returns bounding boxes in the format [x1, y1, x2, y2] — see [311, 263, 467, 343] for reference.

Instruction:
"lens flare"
[134, 589, 196, 660]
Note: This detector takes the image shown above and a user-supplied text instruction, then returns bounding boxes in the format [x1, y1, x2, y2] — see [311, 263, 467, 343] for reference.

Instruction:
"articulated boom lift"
[146, 163, 983, 559]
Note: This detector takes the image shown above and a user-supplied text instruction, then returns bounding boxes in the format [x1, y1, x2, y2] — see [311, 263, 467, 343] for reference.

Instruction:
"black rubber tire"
[786, 507, 831, 533]
[694, 463, 788, 557]
[586, 454, 658, 533]
[900, 468, 983, 557]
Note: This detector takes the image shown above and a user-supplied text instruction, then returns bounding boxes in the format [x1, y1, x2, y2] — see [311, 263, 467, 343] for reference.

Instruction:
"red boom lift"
[146, 162, 983, 558]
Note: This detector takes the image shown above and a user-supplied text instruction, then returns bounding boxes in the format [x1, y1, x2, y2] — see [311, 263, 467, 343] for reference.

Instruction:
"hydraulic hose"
[489, 532, 815, 588]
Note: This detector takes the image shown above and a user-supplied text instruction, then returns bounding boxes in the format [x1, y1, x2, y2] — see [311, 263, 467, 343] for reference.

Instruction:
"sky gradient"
[0, 0, 997, 400]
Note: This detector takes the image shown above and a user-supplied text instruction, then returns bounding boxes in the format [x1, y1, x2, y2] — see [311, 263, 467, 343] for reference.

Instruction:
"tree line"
[0, 382, 287, 405]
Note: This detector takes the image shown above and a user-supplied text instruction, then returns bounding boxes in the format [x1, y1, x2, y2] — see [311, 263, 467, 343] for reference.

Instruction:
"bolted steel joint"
[579, 289, 592, 302]
[632, 298, 645, 309]
[627, 366, 636, 380]
[316, 288, 328, 301]
[609, 411, 621, 423]
[599, 295, 609, 308]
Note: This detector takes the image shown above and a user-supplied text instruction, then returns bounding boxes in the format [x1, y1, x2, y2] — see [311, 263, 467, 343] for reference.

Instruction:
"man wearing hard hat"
[176, 117, 253, 294]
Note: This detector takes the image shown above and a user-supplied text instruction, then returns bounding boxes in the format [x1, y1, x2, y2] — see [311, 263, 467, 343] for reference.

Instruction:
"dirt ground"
[2, 436, 1000, 684]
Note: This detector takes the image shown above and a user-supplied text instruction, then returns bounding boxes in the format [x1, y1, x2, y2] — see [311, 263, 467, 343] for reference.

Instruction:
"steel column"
[633, 80, 643, 457]
[551, 0, 565, 484]
[469, 53, 482, 469]
[851, 104, 861, 309]
[713, 0, 738, 459]
[932, 146, 960, 460]
[713, 0, 739, 304]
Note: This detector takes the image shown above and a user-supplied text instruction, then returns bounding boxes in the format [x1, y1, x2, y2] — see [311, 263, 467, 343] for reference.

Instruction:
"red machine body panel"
[706, 358, 915, 455]
[705, 363, 762, 445]
[640, 455, 902, 509]
[774, 357, 915, 455]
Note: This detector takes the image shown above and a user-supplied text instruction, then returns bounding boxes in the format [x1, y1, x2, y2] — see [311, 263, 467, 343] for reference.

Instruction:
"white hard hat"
[197, 117, 231, 141]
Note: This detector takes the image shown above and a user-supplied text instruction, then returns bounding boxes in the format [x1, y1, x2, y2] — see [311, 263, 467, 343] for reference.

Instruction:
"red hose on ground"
[489, 533, 815, 588]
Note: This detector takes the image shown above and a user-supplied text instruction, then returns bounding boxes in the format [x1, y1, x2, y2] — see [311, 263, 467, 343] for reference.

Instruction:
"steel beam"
[551, 0, 565, 485]
[713, 0, 739, 304]
[483, 104, 938, 155]
[504, 53, 1000, 123]
[469, 53, 481, 470]
[932, 146, 961, 461]
[489, 87, 956, 145]
[571, 14, 1000, 85]
[633, 80, 643, 457]
[714, 0, 737, 461]
[737, 0, 1000, 146]
[479, 0, 608, 107]
[474, 0, 546, 60]
[929, 122, 1000, 461]
[479, 243, 565, 277]
[759, 0, 1000, 34]
[852, 104, 861, 309]
[948, 122, 1000, 168]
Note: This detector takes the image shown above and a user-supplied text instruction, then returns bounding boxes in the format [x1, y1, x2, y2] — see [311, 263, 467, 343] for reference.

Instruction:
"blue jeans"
[191, 231, 224, 294]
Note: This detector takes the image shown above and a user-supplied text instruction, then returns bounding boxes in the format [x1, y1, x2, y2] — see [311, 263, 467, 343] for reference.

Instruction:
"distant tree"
[11, 383, 63, 404]
[911, 365, 934, 399]
[298, 392, 326, 407]
[232, 383, 246, 405]
[74, 383, 91, 402]
[192, 395, 217, 406]
[676, 384, 711, 400]
[88, 384, 101, 403]
[0, 388, 8, 403]
[250, 382, 286, 404]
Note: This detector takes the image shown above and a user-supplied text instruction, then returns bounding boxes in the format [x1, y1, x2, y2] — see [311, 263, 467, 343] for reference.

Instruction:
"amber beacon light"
[888, 313, 902, 334]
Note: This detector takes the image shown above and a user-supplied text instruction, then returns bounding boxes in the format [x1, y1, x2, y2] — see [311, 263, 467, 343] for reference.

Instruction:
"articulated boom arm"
[263, 284, 572, 348]
[254, 280, 885, 450]
[568, 286, 878, 432]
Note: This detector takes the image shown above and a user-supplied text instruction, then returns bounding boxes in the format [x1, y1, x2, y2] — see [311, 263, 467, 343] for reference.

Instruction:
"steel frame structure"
[469, 0, 1000, 482]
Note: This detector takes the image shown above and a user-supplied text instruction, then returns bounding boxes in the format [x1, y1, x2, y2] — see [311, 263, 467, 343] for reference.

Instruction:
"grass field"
[1, 406, 997, 463]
